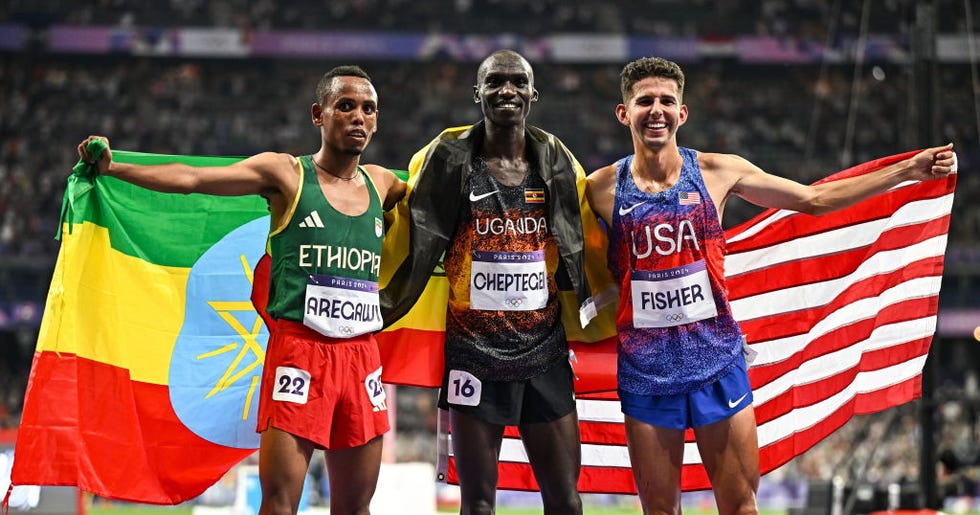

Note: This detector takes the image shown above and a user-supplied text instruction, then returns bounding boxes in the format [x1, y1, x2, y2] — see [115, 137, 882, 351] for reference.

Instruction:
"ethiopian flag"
[11, 151, 273, 504]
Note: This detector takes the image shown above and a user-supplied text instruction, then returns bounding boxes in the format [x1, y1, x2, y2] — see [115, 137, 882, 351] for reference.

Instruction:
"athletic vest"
[443, 158, 565, 381]
[266, 155, 384, 338]
[608, 147, 743, 396]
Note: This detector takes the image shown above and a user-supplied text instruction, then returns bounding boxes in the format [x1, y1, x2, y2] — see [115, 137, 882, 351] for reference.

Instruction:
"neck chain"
[312, 156, 358, 182]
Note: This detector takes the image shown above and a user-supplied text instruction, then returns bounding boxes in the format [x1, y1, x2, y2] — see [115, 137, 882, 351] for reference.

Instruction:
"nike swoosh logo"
[469, 190, 499, 202]
[728, 393, 748, 409]
[618, 201, 647, 216]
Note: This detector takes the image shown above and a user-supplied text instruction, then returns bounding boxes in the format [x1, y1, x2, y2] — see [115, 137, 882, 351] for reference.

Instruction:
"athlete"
[78, 65, 406, 515]
[380, 50, 598, 514]
[585, 56, 956, 514]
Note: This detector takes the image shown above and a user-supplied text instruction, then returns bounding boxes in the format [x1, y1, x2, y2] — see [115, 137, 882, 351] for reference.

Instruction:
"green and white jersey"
[266, 155, 385, 338]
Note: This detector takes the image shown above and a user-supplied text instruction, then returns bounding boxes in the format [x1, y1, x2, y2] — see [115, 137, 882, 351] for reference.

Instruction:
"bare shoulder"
[585, 163, 618, 224]
[245, 151, 295, 164]
[361, 163, 397, 183]
[238, 151, 299, 174]
[587, 163, 617, 190]
[362, 163, 407, 208]
[697, 150, 762, 185]
[697, 151, 755, 173]
[361, 162, 389, 173]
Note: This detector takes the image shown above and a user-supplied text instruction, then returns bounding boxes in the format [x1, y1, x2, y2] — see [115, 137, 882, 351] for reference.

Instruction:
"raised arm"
[78, 135, 295, 198]
[711, 143, 956, 217]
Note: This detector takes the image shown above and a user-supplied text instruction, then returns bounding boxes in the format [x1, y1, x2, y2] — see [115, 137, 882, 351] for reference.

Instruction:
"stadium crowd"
[4, 0, 975, 35]
[2, 56, 976, 283]
[1, 0, 979, 509]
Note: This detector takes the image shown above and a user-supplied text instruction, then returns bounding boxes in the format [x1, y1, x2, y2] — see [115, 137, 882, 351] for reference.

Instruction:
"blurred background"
[0, 0, 978, 513]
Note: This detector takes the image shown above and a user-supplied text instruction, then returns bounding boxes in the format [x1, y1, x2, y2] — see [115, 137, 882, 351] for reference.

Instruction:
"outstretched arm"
[720, 143, 956, 216]
[78, 135, 294, 198]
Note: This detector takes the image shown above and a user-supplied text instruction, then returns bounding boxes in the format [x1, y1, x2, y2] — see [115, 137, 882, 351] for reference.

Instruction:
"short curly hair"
[620, 57, 685, 103]
[314, 65, 372, 104]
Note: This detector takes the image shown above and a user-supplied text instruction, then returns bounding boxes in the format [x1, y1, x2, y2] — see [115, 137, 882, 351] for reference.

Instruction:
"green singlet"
[266, 155, 384, 338]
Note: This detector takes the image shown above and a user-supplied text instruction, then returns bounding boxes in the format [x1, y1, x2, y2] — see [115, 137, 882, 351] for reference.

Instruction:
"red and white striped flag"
[438, 150, 958, 493]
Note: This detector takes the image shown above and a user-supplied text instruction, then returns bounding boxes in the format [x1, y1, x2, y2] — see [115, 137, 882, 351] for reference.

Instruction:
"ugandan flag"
[374, 125, 620, 392]
[11, 151, 273, 504]
[524, 188, 545, 204]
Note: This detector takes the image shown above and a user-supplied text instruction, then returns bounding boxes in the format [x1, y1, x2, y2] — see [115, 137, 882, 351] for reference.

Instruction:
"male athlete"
[380, 50, 597, 514]
[586, 56, 955, 514]
[79, 65, 406, 515]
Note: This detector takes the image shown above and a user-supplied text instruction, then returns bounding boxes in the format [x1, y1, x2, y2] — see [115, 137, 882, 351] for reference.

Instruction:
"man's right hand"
[77, 135, 113, 175]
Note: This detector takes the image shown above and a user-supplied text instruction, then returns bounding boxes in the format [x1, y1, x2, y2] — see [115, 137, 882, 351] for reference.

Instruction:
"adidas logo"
[298, 210, 324, 228]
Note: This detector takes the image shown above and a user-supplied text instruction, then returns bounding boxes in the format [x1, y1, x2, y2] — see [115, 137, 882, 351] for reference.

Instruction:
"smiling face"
[617, 76, 687, 151]
[311, 75, 378, 156]
[474, 51, 538, 129]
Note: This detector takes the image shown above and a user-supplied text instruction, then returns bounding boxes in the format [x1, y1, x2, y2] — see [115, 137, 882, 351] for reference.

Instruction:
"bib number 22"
[272, 366, 311, 404]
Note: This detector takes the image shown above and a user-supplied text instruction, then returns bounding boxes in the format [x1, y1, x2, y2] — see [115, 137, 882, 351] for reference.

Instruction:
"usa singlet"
[266, 155, 384, 338]
[608, 148, 743, 396]
[443, 157, 565, 381]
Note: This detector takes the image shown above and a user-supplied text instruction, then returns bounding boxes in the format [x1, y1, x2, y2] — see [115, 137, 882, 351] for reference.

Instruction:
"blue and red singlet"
[607, 147, 743, 396]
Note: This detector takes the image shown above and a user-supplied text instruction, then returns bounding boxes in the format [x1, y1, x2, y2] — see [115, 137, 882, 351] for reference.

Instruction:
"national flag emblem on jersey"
[524, 188, 545, 203]
[679, 191, 701, 205]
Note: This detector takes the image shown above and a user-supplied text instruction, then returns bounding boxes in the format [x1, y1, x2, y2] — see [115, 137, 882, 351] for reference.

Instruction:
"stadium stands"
[2, 0, 978, 509]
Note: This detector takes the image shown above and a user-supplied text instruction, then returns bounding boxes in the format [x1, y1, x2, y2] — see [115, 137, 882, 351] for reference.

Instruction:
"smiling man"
[380, 50, 598, 515]
[586, 56, 956, 515]
[78, 65, 407, 515]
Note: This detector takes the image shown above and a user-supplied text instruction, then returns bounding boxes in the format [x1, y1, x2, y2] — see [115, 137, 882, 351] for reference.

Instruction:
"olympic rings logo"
[504, 298, 524, 308]
[664, 313, 684, 322]
[340, 326, 354, 336]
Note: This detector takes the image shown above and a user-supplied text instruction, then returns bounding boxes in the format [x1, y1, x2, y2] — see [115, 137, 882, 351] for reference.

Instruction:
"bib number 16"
[446, 370, 482, 406]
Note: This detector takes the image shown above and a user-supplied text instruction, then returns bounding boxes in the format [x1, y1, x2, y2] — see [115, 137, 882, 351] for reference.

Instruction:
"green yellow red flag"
[11, 148, 426, 504]
[13, 150, 272, 503]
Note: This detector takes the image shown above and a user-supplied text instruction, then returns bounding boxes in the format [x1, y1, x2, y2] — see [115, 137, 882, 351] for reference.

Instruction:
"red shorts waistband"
[272, 319, 377, 345]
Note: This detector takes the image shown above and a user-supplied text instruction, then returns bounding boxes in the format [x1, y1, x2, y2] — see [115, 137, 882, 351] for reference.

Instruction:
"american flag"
[679, 191, 701, 205]
[438, 150, 957, 493]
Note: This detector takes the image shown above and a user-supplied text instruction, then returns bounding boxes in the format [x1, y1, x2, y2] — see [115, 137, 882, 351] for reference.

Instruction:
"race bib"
[272, 366, 311, 404]
[364, 367, 387, 412]
[304, 274, 382, 338]
[630, 260, 717, 328]
[470, 250, 548, 311]
[446, 369, 482, 406]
